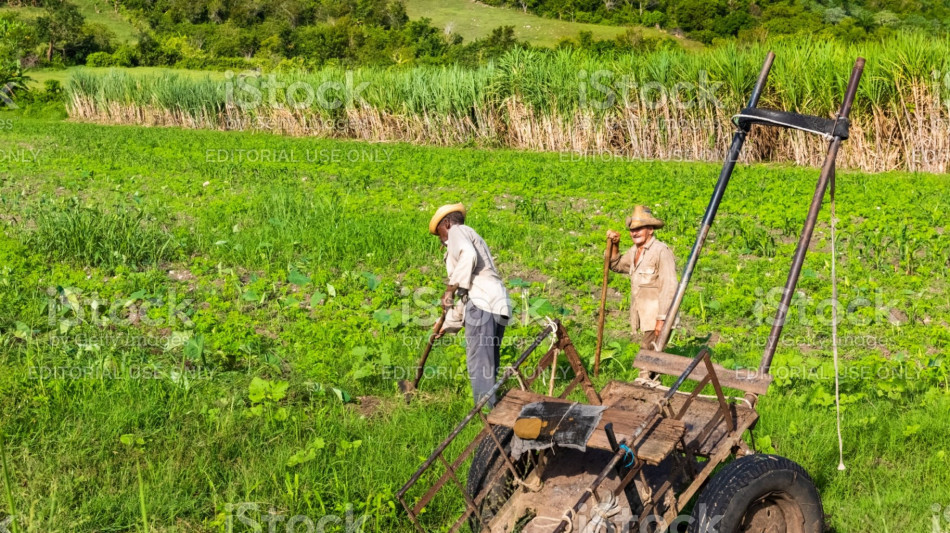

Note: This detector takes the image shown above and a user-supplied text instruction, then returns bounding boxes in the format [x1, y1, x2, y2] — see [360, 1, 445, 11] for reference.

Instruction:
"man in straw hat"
[606, 205, 678, 350]
[429, 203, 511, 407]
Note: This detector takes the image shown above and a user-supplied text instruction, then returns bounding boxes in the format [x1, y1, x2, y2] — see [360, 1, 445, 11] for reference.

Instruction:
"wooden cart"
[397, 52, 865, 533]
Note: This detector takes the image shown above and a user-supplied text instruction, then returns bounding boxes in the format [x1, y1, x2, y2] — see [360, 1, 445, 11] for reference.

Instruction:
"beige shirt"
[445, 225, 511, 317]
[609, 237, 677, 334]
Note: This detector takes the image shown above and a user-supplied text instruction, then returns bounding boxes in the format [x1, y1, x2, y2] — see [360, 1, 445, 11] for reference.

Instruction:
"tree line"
[483, 0, 948, 44]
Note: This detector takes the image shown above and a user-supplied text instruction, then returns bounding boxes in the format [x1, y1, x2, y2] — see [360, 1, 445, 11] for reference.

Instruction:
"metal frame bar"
[758, 57, 865, 376]
[655, 51, 776, 352]
[550, 347, 726, 532]
[396, 323, 558, 532]
[397, 320, 602, 532]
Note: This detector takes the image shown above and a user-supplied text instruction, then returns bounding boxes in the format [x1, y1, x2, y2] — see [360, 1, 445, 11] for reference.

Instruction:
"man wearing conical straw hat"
[606, 205, 678, 351]
[429, 203, 511, 407]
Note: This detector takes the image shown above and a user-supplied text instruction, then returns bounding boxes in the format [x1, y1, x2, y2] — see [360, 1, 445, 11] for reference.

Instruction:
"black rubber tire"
[688, 454, 824, 533]
[465, 426, 519, 532]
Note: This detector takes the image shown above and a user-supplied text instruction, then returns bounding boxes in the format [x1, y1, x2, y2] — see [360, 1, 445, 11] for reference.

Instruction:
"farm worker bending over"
[429, 203, 511, 408]
[606, 205, 678, 351]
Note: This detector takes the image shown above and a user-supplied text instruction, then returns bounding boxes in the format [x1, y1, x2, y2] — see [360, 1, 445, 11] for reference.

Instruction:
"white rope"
[831, 174, 846, 471]
[543, 316, 559, 351]
[732, 113, 834, 141]
[582, 491, 620, 533]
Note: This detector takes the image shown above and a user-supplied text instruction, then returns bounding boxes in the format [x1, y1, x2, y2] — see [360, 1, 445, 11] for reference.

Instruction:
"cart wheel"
[465, 426, 525, 532]
[688, 454, 823, 533]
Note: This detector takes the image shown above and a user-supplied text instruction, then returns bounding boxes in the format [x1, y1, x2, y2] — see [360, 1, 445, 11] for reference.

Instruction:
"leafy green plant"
[25, 200, 183, 271]
[0, 432, 19, 533]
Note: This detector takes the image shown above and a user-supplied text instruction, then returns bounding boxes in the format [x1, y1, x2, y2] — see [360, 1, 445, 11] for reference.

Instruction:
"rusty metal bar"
[551, 442, 631, 533]
[703, 353, 735, 432]
[662, 347, 712, 401]
[437, 453, 485, 531]
[397, 323, 557, 516]
[410, 429, 488, 515]
[655, 51, 776, 351]
[398, 493, 425, 533]
[477, 411, 522, 482]
[557, 374, 584, 399]
[758, 57, 865, 376]
[673, 374, 712, 420]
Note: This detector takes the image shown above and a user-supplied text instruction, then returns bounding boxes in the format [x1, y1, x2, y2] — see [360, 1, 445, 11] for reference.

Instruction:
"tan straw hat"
[429, 203, 466, 235]
[625, 205, 664, 230]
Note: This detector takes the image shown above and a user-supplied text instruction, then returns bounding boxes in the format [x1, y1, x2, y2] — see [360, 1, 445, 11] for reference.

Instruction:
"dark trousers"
[464, 301, 506, 408]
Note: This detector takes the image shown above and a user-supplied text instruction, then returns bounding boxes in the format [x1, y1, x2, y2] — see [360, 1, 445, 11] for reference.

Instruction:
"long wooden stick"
[594, 237, 611, 377]
[412, 311, 447, 389]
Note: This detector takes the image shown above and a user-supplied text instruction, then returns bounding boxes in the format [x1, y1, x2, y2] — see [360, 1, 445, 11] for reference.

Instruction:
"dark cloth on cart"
[510, 401, 607, 458]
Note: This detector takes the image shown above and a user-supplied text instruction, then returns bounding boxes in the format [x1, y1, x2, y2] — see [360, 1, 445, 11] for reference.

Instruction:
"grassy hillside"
[26, 65, 223, 88]
[0, 0, 138, 44]
[0, 116, 948, 531]
[403, 0, 696, 48]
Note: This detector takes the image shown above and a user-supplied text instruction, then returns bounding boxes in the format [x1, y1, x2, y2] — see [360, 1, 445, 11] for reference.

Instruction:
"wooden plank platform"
[634, 349, 773, 395]
[600, 381, 758, 456]
[487, 389, 685, 465]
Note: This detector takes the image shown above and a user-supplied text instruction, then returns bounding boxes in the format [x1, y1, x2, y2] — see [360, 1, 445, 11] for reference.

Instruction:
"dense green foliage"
[2, 0, 543, 69]
[484, 0, 949, 43]
[69, 32, 949, 115]
[0, 0, 119, 66]
[0, 116, 948, 531]
[64, 34, 950, 173]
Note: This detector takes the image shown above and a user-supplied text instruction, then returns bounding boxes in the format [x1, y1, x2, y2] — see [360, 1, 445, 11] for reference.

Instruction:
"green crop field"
[0, 115, 948, 532]
[403, 0, 693, 49]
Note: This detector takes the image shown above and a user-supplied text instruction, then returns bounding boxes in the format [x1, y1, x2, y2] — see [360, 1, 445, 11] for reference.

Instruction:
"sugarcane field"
[1, 1, 950, 532]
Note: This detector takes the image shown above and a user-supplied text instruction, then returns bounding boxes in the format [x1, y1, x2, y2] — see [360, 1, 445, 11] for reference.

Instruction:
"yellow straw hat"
[625, 205, 664, 230]
[429, 203, 466, 235]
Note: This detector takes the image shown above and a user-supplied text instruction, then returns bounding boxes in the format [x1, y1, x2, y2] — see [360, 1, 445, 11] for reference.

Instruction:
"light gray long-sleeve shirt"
[444, 224, 511, 318]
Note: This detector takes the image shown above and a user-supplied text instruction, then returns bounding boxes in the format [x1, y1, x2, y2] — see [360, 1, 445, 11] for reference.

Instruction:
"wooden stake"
[594, 237, 611, 377]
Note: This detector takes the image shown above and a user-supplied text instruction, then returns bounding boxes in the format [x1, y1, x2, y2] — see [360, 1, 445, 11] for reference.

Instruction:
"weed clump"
[25, 201, 184, 271]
